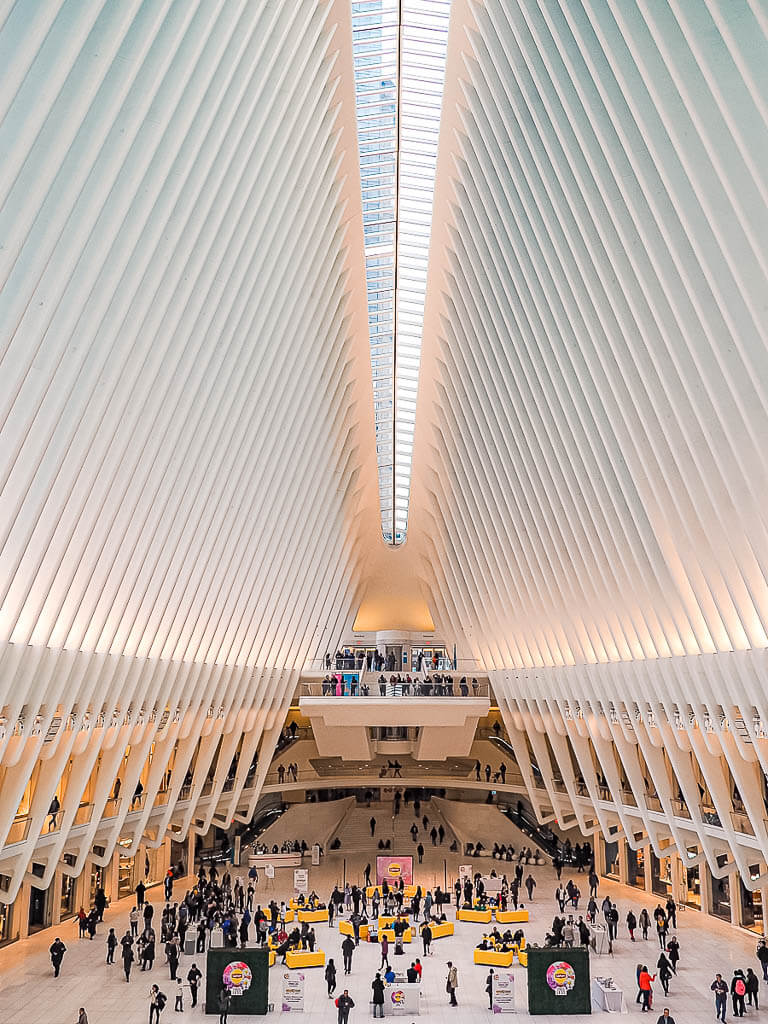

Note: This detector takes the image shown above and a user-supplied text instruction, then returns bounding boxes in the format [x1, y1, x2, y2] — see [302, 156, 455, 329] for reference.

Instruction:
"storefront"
[684, 862, 701, 909]
[604, 839, 620, 880]
[627, 845, 646, 889]
[28, 885, 52, 933]
[59, 873, 76, 919]
[0, 900, 15, 947]
[708, 855, 732, 920]
[118, 845, 136, 900]
[89, 864, 104, 907]
[740, 876, 764, 934]
[651, 850, 673, 898]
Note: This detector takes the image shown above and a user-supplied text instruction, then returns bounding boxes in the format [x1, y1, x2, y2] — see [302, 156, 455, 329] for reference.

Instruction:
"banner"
[265, 864, 275, 879]
[282, 970, 305, 1012]
[311, 844, 321, 866]
[387, 983, 419, 1015]
[492, 971, 515, 1013]
[293, 868, 308, 893]
[376, 856, 413, 885]
[458, 864, 472, 880]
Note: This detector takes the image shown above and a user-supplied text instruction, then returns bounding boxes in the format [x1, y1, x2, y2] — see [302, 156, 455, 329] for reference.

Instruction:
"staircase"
[330, 797, 456, 855]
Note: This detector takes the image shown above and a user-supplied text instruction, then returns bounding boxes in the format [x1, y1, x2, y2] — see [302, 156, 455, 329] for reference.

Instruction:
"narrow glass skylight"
[351, 0, 451, 545]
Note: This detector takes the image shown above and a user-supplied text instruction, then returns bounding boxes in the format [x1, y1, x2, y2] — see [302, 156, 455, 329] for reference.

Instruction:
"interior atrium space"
[2, 1, 768, 1021]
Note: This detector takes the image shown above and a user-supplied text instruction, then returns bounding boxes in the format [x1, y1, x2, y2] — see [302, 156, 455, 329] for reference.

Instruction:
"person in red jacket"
[638, 965, 656, 1013]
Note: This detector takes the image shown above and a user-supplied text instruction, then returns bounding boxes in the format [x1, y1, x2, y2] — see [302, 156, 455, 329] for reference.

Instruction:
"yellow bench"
[378, 915, 409, 929]
[380, 927, 412, 943]
[281, 909, 295, 923]
[366, 885, 418, 899]
[285, 949, 325, 968]
[474, 948, 515, 967]
[495, 909, 529, 924]
[269, 950, 276, 967]
[298, 908, 327, 923]
[290, 899, 322, 912]
[457, 908, 492, 923]
[338, 919, 369, 940]
[421, 921, 454, 940]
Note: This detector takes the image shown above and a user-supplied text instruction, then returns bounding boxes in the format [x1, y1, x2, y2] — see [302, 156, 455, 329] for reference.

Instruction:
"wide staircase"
[330, 797, 457, 855]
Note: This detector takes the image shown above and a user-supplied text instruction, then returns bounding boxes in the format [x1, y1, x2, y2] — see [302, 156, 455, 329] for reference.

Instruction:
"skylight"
[351, 0, 451, 545]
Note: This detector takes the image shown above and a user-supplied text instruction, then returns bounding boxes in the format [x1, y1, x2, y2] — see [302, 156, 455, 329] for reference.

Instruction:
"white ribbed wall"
[0, 0, 378, 901]
[411, 0, 768, 886]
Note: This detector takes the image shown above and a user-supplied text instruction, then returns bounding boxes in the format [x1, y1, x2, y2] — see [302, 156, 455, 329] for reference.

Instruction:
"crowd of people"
[318, 673, 480, 697]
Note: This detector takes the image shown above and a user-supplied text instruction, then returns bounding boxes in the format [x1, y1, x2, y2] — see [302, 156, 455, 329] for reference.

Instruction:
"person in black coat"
[122, 940, 134, 982]
[50, 938, 66, 977]
[372, 973, 385, 1017]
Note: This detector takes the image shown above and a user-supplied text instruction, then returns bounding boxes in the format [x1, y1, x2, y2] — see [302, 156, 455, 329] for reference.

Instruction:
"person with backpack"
[731, 969, 747, 1017]
[335, 990, 355, 1023]
[626, 910, 637, 941]
[656, 952, 672, 997]
[149, 984, 166, 1023]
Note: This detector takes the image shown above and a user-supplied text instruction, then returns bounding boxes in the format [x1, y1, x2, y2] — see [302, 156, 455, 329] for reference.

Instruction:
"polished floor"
[0, 846, 763, 1022]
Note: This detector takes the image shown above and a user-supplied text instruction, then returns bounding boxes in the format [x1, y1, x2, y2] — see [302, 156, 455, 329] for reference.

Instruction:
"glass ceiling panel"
[352, 0, 451, 545]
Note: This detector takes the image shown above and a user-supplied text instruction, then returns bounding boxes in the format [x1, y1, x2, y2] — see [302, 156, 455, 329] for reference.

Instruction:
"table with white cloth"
[591, 978, 624, 1012]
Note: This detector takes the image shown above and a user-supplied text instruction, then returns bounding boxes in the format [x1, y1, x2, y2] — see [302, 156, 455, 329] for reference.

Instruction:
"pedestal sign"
[282, 970, 304, 1012]
[492, 971, 515, 1013]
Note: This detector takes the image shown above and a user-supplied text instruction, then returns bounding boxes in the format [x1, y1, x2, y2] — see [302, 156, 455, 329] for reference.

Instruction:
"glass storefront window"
[709, 855, 732, 920]
[740, 873, 764, 934]
[685, 863, 701, 909]
[651, 851, 673, 897]
[28, 886, 51, 933]
[60, 874, 75, 918]
[604, 840, 620, 879]
[627, 845, 646, 889]
[0, 900, 14, 947]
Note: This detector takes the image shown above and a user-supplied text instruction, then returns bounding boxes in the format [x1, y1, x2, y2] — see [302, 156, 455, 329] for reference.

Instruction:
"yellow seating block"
[282, 909, 295, 923]
[298, 909, 327, 923]
[338, 919, 369, 940]
[365, 884, 418, 899]
[378, 915, 409, 929]
[285, 949, 325, 968]
[380, 927, 412, 943]
[457, 908, 492, 923]
[423, 921, 454, 939]
[495, 909, 529, 924]
[269, 950, 276, 967]
[518, 948, 528, 967]
[474, 948, 515, 967]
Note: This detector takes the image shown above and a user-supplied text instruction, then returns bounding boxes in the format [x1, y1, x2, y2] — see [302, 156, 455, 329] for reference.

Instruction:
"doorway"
[28, 886, 51, 933]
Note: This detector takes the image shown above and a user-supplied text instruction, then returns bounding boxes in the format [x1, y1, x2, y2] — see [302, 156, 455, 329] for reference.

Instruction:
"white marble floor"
[0, 843, 763, 1023]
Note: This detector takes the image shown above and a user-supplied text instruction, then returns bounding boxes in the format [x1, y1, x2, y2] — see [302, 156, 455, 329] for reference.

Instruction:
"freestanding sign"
[293, 868, 308, 893]
[311, 844, 321, 866]
[205, 948, 269, 1015]
[265, 863, 275, 879]
[492, 971, 515, 1013]
[376, 856, 413, 885]
[527, 947, 591, 1015]
[281, 970, 305, 1012]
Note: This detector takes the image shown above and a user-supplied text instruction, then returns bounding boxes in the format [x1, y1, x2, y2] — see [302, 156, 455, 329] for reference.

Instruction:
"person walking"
[335, 990, 355, 1023]
[525, 874, 536, 901]
[77, 1009, 88, 1024]
[218, 986, 231, 1024]
[711, 973, 728, 1023]
[187, 964, 202, 1007]
[746, 967, 759, 1010]
[50, 937, 66, 977]
[757, 938, 768, 982]
[417, 843, 424, 864]
[638, 965, 655, 1013]
[342, 934, 355, 975]
[372, 973, 385, 1017]
[370, 816, 377, 837]
[421, 922, 432, 956]
[130, 906, 140, 937]
[485, 968, 494, 1010]
[657, 952, 672, 997]
[136, 880, 146, 908]
[325, 958, 337, 997]
[149, 984, 166, 1023]
[380, 934, 390, 970]
[627, 910, 637, 941]
[731, 969, 747, 1018]
[122, 934, 135, 982]
[446, 961, 458, 1006]
[656, 1011, 675, 1024]
[639, 908, 651, 941]
[106, 927, 118, 964]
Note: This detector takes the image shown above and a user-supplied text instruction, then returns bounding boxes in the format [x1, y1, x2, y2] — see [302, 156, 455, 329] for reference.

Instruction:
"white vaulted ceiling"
[2, 0, 768, 896]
